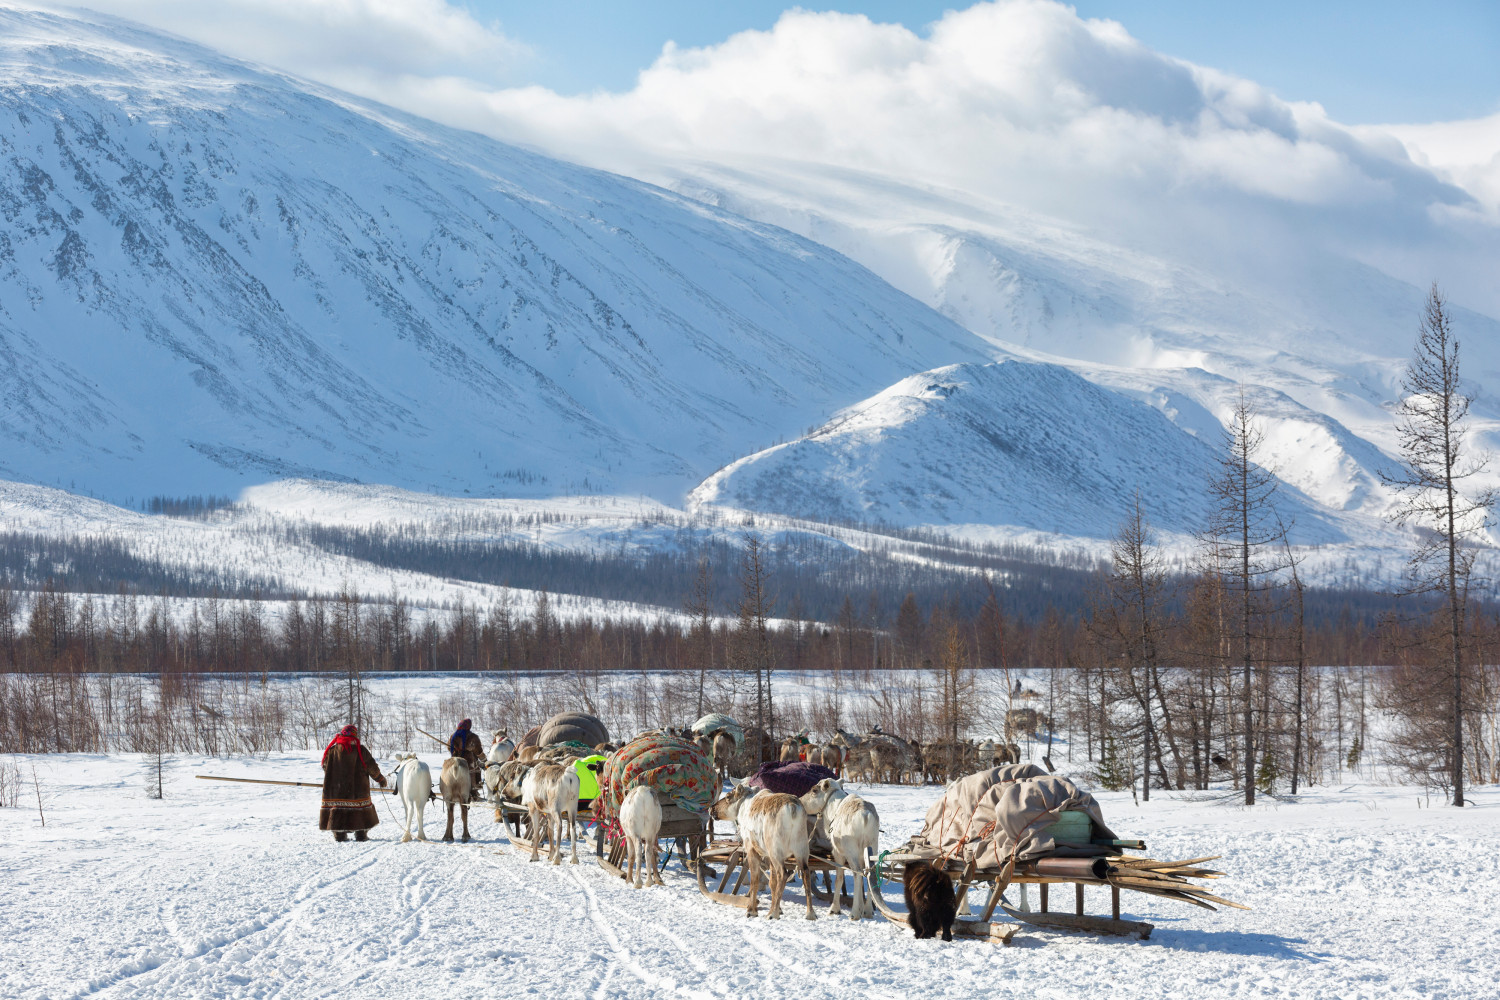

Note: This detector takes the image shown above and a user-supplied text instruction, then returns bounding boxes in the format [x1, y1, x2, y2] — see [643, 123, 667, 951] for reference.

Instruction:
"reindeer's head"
[710, 781, 755, 823]
[799, 777, 845, 816]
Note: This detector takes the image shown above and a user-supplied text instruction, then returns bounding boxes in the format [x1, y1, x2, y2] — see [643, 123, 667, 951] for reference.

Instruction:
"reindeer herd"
[383, 720, 1048, 938]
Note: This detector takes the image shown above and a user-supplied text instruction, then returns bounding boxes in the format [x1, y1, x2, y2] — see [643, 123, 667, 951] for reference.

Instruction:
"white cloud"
[72, 0, 529, 88]
[1376, 112, 1500, 218]
[52, 0, 1500, 314]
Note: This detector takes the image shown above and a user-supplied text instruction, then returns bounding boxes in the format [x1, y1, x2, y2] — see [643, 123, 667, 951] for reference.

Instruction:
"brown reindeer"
[440, 757, 474, 843]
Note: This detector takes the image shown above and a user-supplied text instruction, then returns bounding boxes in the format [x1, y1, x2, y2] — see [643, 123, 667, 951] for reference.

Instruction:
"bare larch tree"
[1382, 283, 1494, 807]
[1205, 395, 1285, 805]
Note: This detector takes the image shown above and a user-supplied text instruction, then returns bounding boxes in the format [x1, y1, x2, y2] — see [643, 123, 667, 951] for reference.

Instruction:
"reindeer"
[807, 743, 844, 778]
[487, 730, 515, 765]
[521, 762, 582, 865]
[392, 753, 432, 843]
[779, 734, 805, 763]
[711, 783, 816, 921]
[619, 786, 664, 888]
[440, 757, 474, 843]
[487, 760, 531, 821]
[799, 778, 879, 921]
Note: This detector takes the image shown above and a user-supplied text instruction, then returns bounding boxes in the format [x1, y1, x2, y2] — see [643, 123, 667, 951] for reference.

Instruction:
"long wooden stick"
[416, 728, 452, 750]
[197, 775, 323, 788]
[197, 774, 398, 795]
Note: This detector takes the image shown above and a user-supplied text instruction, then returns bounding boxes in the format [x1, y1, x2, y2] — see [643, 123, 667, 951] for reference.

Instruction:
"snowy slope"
[690, 360, 1365, 545]
[665, 162, 1500, 480]
[0, 4, 986, 503]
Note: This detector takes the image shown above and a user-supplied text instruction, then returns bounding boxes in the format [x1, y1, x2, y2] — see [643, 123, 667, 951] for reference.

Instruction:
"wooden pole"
[197, 775, 396, 794]
[197, 775, 323, 788]
[416, 727, 452, 751]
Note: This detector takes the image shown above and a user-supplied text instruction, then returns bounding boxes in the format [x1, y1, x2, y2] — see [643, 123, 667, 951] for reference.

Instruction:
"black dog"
[903, 860, 957, 941]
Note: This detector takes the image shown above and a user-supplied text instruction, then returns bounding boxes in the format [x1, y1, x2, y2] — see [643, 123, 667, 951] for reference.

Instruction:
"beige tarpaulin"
[920, 766, 1118, 868]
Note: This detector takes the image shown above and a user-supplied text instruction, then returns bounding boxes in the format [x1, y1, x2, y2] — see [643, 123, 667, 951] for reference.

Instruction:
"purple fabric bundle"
[746, 760, 836, 797]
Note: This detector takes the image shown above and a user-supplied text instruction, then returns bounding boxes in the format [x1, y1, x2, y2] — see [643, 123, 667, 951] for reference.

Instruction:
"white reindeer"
[619, 785, 664, 888]
[392, 753, 433, 843]
[521, 762, 582, 865]
[800, 778, 880, 920]
[711, 783, 816, 921]
[487, 731, 515, 766]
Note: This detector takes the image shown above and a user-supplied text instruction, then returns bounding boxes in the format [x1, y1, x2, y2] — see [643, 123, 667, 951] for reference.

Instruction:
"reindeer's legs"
[460, 804, 471, 843]
[444, 802, 456, 842]
[745, 853, 761, 918]
[801, 861, 817, 920]
[767, 861, 784, 920]
[527, 806, 542, 861]
[649, 838, 665, 886]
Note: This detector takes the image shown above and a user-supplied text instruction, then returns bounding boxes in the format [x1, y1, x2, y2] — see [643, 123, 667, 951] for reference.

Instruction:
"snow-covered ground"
[2, 752, 1492, 1000]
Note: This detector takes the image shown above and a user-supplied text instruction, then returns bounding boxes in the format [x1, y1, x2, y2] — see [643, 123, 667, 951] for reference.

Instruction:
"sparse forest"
[1, 292, 1496, 803]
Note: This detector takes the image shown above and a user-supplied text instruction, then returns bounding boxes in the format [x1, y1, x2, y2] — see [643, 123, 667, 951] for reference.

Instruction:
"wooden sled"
[870, 846, 1244, 942]
[495, 798, 596, 860]
[595, 802, 710, 882]
[693, 841, 858, 913]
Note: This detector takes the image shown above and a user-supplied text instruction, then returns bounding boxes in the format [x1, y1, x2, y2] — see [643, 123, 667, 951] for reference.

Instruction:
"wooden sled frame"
[595, 803, 711, 883]
[495, 798, 596, 859]
[693, 841, 860, 913]
[869, 847, 1242, 942]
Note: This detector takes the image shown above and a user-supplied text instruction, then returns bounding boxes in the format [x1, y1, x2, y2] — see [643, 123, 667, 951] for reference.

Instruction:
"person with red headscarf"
[319, 724, 387, 841]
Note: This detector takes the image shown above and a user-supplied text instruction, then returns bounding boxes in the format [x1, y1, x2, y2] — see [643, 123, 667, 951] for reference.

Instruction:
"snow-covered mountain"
[690, 359, 1353, 545]
[0, 3, 1456, 581]
[0, 4, 989, 502]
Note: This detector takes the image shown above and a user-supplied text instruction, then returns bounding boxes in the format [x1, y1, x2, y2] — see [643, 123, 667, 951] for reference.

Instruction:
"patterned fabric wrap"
[746, 760, 836, 796]
[595, 733, 716, 829]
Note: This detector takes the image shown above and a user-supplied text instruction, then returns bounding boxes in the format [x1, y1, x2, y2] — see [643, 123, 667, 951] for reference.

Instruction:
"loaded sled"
[869, 764, 1244, 943]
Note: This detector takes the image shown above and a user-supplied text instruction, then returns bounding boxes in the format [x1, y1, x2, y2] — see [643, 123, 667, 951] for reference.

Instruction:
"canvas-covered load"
[920, 766, 1118, 868]
[522, 711, 609, 750]
[690, 712, 744, 747]
[595, 732, 716, 827]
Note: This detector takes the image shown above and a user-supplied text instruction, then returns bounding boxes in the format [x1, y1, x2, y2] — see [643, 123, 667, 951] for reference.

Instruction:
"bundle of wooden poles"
[1021, 853, 1246, 911]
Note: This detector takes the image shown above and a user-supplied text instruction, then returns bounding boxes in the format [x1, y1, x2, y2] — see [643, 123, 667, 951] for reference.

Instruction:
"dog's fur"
[903, 861, 956, 941]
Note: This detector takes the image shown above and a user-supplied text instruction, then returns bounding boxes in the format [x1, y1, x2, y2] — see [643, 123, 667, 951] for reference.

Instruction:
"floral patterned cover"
[595, 733, 717, 830]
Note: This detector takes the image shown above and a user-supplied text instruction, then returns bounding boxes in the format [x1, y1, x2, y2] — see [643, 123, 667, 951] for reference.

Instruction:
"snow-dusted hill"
[0, 4, 987, 502]
[690, 360, 1362, 545]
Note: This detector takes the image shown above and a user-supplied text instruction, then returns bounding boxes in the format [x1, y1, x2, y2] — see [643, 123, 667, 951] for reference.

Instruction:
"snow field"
[2, 751, 1494, 1000]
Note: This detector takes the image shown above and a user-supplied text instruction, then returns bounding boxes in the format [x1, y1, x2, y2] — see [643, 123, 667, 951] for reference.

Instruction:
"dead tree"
[1381, 283, 1494, 806]
[1205, 395, 1286, 805]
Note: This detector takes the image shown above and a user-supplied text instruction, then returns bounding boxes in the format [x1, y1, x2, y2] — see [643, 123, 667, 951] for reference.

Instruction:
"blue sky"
[472, 0, 1500, 124]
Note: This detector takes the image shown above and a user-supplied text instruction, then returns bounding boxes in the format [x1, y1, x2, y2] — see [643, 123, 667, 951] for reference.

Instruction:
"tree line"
[0, 286, 1494, 803]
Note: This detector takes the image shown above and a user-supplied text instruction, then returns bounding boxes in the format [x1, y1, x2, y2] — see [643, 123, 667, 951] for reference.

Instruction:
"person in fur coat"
[319, 725, 386, 841]
[449, 718, 485, 801]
